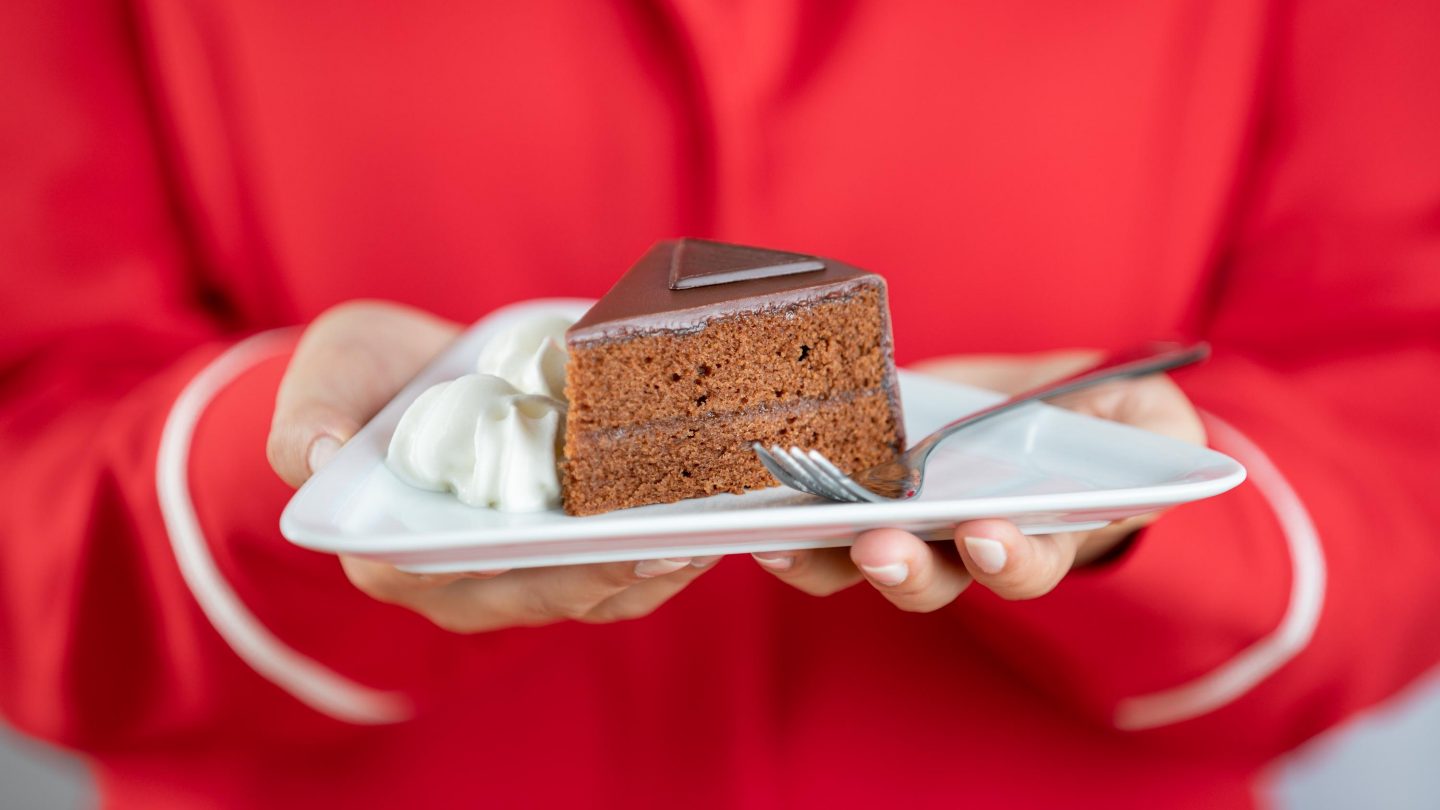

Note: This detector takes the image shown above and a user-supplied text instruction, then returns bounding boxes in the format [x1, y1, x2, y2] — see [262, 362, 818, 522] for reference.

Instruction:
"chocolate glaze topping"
[569, 239, 884, 343]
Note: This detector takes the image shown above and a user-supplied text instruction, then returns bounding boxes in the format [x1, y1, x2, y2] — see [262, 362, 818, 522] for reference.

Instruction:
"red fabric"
[2, 0, 1438, 807]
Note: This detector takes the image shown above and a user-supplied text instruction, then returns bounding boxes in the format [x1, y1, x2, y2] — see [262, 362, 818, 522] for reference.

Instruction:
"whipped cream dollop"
[474, 313, 571, 399]
[386, 313, 574, 511]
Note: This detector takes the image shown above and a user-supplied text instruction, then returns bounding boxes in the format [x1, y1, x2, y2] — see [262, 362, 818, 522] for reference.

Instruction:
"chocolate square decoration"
[667, 238, 825, 290]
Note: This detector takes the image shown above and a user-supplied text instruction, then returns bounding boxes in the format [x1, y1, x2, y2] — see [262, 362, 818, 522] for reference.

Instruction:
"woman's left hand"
[752, 351, 1207, 610]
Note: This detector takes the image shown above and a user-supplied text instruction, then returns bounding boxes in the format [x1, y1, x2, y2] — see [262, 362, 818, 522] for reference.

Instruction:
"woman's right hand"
[266, 301, 719, 634]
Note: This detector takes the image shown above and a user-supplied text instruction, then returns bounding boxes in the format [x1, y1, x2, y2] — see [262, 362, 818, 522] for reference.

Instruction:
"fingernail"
[751, 553, 794, 572]
[690, 556, 722, 569]
[964, 536, 1007, 574]
[635, 558, 692, 578]
[860, 562, 909, 587]
[307, 435, 342, 475]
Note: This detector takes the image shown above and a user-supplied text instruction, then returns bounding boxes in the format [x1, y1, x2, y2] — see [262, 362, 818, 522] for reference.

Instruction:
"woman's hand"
[751, 351, 1206, 610]
[267, 301, 718, 634]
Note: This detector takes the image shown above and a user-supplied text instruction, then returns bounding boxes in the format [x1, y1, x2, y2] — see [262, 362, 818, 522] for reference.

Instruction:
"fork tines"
[752, 443, 870, 503]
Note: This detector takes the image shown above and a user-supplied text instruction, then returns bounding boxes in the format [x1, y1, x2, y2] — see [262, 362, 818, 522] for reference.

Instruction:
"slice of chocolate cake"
[561, 238, 905, 516]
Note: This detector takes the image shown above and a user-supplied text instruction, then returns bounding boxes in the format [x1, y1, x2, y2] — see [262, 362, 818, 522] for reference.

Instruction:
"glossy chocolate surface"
[569, 239, 883, 343]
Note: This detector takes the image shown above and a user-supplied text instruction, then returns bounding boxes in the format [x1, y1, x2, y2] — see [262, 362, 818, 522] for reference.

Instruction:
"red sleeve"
[949, 0, 1440, 757]
[0, 0, 490, 751]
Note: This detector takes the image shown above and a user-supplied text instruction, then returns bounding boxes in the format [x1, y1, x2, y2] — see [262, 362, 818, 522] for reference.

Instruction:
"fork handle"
[908, 341, 1210, 458]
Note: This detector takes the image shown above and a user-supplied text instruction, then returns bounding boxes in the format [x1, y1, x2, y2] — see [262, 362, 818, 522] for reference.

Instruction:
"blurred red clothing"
[2, 1, 1438, 807]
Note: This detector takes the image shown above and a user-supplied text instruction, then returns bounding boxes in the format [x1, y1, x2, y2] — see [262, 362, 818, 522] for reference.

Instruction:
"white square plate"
[280, 300, 1246, 572]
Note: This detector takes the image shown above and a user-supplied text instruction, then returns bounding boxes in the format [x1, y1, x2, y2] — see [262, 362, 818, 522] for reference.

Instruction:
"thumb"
[266, 302, 460, 488]
[910, 350, 1101, 395]
[266, 400, 364, 488]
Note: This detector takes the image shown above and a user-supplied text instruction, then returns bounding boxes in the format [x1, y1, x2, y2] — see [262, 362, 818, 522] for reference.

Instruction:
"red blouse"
[2, 1, 1438, 807]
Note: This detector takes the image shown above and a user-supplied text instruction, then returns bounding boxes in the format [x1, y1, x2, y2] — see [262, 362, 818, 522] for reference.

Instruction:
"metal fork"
[752, 341, 1209, 503]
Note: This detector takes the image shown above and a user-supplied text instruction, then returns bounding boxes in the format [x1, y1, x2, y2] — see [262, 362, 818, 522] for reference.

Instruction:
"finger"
[1071, 514, 1156, 567]
[751, 547, 863, 596]
[954, 519, 1083, 600]
[850, 528, 972, 613]
[420, 557, 700, 633]
[339, 556, 504, 604]
[268, 303, 459, 486]
[582, 556, 723, 623]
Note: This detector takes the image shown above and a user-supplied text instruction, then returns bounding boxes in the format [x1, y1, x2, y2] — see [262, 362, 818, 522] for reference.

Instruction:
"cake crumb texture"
[562, 285, 903, 515]
[561, 392, 898, 516]
[567, 287, 890, 429]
